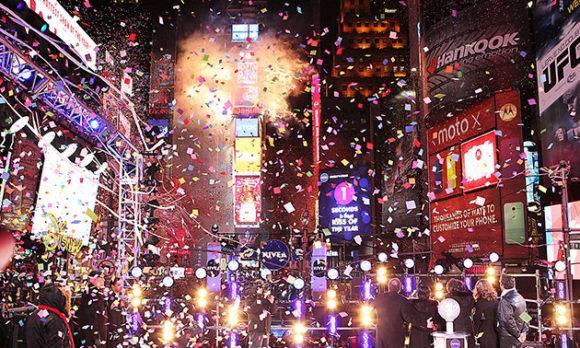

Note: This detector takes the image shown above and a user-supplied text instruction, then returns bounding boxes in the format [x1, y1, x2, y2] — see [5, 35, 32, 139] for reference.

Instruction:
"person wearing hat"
[75, 272, 107, 348]
[25, 284, 75, 348]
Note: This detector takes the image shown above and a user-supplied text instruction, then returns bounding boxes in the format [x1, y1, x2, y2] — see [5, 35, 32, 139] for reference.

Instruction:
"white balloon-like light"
[195, 268, 207, 279]
[327, 268, 339, 280]
[8, 117, 29, 134]
[131, 267, 143, 278]
[360, 260, 372, 272]
[555, 260, 567, 272]
[463, 258, 473, 269]
[162, 276, 174, 287]
[39, 132, 55, 148]
[378, 252, 388, 263]
[293, 278, 305, 290]
[260, 268, 272, 279]
[227, 260, 239, 272]
[404, 259, 415, 269]
[434, 264, 444, 275]
[489, 252, 500, 263]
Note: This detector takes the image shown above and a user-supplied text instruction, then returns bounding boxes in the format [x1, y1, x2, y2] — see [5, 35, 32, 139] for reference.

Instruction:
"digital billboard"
[233, 176, 261, 228]
[31, 146, 99, 253]
[534, 1, 580, 179]
[545, 201, 580, 279]
[234, 137, 261, 174]
[423, 0, 530, 113]
[235, 117, 260, 137]
[319, 167, 372, 241]
[461, 131, 498, 191]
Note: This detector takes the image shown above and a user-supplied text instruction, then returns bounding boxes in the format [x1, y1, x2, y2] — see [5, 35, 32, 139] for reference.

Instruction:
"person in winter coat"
[446, 278, 475, 348]
[25, 284, 74, 348]
[75, 272, 108, 348]
[409, 283, 443, 348]
[375, 278, 432, 348]
[106, 278, 126, 348]
[473, 279, 499, 348]
[246, 281, 275, 348]
[497, 275, 528, 348]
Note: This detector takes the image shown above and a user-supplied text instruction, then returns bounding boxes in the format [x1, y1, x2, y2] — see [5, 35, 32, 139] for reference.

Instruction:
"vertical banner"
[311, 242, 327, 293]
[312, 74, 321, 227]
[206, 242, 222, 292]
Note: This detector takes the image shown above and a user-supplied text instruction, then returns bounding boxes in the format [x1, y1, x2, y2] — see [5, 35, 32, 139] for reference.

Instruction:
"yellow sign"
[42, 213, 83, 254]
[234, 137, 261, 174]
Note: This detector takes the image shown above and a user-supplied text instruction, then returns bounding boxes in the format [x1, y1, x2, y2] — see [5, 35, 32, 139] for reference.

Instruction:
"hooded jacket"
[25, 285, 73, 348]
[497, 288, 528, 346]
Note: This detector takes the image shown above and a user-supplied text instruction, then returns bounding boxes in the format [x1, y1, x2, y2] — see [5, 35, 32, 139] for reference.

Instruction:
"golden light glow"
[359, 304, 373, 328]
[377, 266, 388, 284]
[292, 321, 307, 344]
[486, 267, 497, 284]
[226, 304, 239, 327]
[161, 320, 175, 344]
[434, 282, 445, 300]
[555, 303, 570, 327]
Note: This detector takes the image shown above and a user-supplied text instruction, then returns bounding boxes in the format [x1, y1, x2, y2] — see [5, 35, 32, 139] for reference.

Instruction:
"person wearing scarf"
[26, 284, 75, 348]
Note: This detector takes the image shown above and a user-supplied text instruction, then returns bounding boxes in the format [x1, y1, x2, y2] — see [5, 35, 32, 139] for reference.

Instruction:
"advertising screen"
[234, 137, 261, 174]
[31, 146, 99, 251]
[319, 167, 372, 241]
[431, 188, 502, 257]
[235, 117, 260, 137]
[534, 3, 580, 179]
[234, 176, 261, 228]
[545, 201, 580, 279]
[429, 146, 461, 201]
[461, 131, 498, 191]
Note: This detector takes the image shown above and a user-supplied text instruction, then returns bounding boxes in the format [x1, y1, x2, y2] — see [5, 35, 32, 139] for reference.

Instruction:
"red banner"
[428, 97, 495, 154]
[431, 188, 502, 258]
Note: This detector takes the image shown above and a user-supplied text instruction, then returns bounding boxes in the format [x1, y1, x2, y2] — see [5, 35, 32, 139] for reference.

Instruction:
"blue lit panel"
[232, 24, 259, 42]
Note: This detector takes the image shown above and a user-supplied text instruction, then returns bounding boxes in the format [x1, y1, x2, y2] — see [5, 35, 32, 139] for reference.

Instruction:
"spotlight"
[360, 260, 372, 272]
[80, 153, 94, 168]
[195, 287, 209, 309]
[377, 266, 388, 284]
[160, 319, 175, 345]
[292, 321, 307, 345]
[434, 281, 445, 300]
[39, 132, 55, 148]
[327, 268, 339, 280]
[61, 143, 78, 158]
[226, 304, 239, 328]
[555, 303, 570, 327]
[195, 268, 207, 279]
[359, 304, 373, 328]
[489, 252, 500, 263]
[89, 119, 101, 130]
[326, 289, 338, 311]
[434, 265, 444, 275]
[404, 259, 415, 269]
[555, 260, 567, 272]
[463, 258, 473, 269]
[485, 267, 497, 285]
[131, 284, 142, 298]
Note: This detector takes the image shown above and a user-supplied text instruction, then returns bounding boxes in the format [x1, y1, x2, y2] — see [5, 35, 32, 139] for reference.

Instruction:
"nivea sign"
[261, 239, 290, 271]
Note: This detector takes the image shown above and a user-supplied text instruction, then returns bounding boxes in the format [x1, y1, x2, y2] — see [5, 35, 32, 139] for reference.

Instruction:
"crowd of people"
[1, 272, 530, 348]
[375, 275, 529, 348]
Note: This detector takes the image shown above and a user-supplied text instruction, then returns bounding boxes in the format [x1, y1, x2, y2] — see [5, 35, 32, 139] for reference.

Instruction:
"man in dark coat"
[106, 278, 126, 348]
[246, 282, 275, 348]
[497, 275, 528, 348]
[75, 272, 107, 348]
[375, 278, 432, 348]
[25, 284, 74, 348]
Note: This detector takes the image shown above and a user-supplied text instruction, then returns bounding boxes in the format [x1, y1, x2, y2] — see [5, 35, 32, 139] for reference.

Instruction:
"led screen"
[31, 146, 99, 250]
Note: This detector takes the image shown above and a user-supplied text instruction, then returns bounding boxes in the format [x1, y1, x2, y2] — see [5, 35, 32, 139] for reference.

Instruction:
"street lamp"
[292, 321, 307, 345]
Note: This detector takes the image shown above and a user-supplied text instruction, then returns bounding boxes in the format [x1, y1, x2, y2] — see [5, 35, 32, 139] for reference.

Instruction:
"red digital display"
[461, 131, 499, 192]
[428, 146, 462, 201]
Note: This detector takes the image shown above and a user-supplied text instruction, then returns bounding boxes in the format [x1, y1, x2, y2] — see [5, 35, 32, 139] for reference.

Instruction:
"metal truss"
[0, 32, 143, 277]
